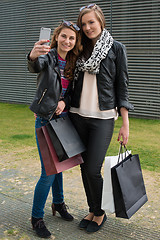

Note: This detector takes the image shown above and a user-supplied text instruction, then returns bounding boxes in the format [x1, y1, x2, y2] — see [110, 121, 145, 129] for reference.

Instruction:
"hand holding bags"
[36, 115, 85, 175]
[111, 145, 148, 219]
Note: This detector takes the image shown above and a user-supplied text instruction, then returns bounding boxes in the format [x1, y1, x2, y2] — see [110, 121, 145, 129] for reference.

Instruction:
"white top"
[70, 72, 118, 120]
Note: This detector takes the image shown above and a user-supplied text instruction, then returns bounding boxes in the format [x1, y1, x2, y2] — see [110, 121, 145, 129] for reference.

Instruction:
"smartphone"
[39, 27, 51, 45]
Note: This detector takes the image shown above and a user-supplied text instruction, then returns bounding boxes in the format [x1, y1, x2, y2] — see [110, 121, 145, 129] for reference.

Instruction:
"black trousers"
[69, 113, 114, 216]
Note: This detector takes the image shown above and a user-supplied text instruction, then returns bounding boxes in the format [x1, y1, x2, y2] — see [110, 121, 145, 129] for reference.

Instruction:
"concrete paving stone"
[0, 192, 160, 240]
[0, 163, 159, 240]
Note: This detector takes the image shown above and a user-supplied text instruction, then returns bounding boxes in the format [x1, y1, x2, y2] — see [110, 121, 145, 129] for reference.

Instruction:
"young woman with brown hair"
[70, 4, 134, 233]
[27, 20, 82, 238]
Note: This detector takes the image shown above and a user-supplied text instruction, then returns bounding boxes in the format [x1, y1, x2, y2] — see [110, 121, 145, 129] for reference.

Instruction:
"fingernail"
[47, 40, 50, 42]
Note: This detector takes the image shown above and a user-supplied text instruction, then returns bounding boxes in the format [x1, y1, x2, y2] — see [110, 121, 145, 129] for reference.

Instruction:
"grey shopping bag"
[46, 115, 86, 162]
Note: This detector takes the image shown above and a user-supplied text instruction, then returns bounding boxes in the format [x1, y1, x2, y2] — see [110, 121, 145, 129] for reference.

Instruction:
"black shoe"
[31, 217, 51, 238]
[51, 202, 74, 221]
[86, 214, 107, 233]
[79, 218, 91, 229]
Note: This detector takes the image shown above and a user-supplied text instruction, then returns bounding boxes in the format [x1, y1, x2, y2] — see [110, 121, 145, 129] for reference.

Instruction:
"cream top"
[70, 72, 118, 119]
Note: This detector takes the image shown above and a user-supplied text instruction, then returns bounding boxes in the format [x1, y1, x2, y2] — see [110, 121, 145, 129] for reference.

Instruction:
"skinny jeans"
[69, 113, 114, 216]
[32, 116, 64, 219]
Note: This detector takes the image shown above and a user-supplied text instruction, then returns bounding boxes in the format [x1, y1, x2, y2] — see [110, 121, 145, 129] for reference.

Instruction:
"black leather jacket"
[71, 40, 134, 113]
[28, 48, 72, 120]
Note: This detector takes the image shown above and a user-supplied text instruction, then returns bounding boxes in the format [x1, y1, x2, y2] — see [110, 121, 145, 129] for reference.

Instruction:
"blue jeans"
[32, 116, 65, 218]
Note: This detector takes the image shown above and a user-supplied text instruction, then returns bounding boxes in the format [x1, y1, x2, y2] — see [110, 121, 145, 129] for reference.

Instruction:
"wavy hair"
[50, 22, 82, 81]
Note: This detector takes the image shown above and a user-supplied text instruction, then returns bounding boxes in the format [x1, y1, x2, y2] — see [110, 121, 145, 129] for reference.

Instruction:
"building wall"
[0, 0, 159, 119]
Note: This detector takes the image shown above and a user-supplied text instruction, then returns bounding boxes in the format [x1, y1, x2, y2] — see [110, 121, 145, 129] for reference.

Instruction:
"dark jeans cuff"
[94, 209, 105, 216]
[89, 208, 94, 213]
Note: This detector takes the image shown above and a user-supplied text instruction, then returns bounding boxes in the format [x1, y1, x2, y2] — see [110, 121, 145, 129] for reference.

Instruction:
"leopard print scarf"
[74, 29, 113, 81]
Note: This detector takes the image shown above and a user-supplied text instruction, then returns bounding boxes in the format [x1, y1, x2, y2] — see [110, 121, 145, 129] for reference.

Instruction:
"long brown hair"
[77, 4, 106, 60]
[50, 22, 82, 81]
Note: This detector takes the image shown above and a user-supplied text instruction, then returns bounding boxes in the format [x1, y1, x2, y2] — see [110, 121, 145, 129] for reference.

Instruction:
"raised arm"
[27, 40, 50, 73]
[29, 40, 50, 61]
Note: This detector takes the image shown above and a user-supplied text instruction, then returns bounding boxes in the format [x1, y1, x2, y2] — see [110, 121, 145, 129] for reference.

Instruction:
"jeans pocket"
[35, 117, 48, 129]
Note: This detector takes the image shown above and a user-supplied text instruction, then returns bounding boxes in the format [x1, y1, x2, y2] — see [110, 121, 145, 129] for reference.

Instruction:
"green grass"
[107, 117, 160, 172]
[0, 102, 160, 172]
[0, 103, 35, 149]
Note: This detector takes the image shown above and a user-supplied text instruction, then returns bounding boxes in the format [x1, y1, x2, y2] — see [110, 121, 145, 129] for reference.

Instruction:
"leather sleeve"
[27, 51, 49, 73]
[62, 81, 73, 110]
[114, 42, 134, 113]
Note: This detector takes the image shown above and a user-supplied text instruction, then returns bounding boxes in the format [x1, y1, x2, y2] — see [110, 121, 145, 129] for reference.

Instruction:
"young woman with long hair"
[27, 20, 82, 238]
[70, 4, 134, 233]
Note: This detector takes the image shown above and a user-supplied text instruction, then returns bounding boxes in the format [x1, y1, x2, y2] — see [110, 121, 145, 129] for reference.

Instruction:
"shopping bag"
[46, 115, 86, 162]
[36, 125, 84, 175]
[102, 149, 131, 214]
[111, 150, 148, 219]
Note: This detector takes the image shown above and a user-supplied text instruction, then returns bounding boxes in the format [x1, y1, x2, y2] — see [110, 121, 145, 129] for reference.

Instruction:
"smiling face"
[81, 11, 102, 45]
[56, 27, 76, 59]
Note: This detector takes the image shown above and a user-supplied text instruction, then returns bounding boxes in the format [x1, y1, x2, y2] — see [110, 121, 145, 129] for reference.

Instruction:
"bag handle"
[50, 114, 66, 122]
[117, 143, 130, 164]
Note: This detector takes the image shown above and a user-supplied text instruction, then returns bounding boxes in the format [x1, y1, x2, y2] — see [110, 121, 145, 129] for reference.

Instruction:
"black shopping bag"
[46, 115, 86, 162]
[111, 152, 148, 219]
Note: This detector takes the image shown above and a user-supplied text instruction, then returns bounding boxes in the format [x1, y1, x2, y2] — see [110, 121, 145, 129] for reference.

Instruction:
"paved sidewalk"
[0, 165, 160, 239]
[0, 192, 159, 240]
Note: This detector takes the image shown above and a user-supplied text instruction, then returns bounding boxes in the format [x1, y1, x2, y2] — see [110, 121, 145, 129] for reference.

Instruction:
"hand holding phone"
[39, 27, 51, 45]
[29, 27, 51, 61]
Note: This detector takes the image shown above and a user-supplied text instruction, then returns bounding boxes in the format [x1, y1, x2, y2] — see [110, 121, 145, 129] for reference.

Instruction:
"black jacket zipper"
[38, 88, 47, 104]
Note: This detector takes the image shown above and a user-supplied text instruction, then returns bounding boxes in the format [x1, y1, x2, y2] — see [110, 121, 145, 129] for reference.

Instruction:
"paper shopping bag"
[46, 115, 86, 162]
[36, 125, 83, 175]
[111, 153, 148, 219]
[102, 150, 131, 214]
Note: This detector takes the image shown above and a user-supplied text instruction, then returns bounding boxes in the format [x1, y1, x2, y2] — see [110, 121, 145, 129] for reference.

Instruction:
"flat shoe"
[86, 214, 107, 233]
[79, 218, 91, 229]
